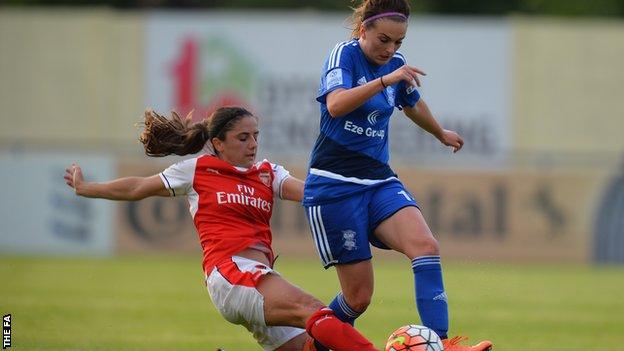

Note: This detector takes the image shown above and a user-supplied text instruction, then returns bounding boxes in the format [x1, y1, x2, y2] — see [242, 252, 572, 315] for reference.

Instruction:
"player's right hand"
[383, 64, 426, 88]
[64, 163, 84, 191]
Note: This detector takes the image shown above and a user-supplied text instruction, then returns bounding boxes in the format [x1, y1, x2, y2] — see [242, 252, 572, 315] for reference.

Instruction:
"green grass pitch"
[1, 255, 623, 350]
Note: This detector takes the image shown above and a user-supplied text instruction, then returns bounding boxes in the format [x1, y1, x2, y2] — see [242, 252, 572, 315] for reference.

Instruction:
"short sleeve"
[159, 158, 197, 196]
[270, 163, 291, 199]
[316, 41, 355, 104]
[395, 80, 421, 109]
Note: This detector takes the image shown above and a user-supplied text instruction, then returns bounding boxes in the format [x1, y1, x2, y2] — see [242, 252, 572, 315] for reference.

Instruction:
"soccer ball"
[385, 324, 444, 351]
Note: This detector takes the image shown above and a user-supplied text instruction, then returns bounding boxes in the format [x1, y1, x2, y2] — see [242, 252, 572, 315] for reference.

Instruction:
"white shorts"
[206, 256, 305, 351]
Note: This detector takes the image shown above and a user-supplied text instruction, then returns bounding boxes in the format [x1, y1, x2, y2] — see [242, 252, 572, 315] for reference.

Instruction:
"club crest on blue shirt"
[342, 230, 357, 251]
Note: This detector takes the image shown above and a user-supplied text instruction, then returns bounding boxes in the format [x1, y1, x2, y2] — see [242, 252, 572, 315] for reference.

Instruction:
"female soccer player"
[303, 1, 493, 351]
[64, 107, 379, 351]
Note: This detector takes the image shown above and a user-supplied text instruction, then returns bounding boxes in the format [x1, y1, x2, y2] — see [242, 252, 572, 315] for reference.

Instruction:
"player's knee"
[404, 234, 439, 258]
[344, 290, 372, 313]
[421, 235, 440, 255]
[300, 296, 326, 322]
[274, 333, 308, 351]
[349, 297, 371, 313]
[306, 297, 325, 312]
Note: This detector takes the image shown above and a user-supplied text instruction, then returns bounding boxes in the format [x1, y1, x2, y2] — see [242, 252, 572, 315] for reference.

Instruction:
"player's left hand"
[439, 129, 464, 153]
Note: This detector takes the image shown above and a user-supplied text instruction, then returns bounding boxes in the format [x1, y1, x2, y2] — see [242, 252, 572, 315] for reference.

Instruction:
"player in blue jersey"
[303, 1, 493, 351]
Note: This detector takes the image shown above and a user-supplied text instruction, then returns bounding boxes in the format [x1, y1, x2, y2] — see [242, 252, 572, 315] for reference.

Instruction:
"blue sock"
[328, 292, 362, 325]
[313, 292, 363, 351]
[412, 255, 449, 339]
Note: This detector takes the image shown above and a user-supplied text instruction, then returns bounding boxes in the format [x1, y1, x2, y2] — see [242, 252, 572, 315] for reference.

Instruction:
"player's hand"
[64, 163, 84, 192]
[383, 64, 426, 88]
[439, 129, 464, 153]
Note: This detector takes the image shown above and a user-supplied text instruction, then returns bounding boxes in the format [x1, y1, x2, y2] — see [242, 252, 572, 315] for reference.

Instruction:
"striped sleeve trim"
[393, 52, 406, 64]
[328, 41, 350, 70]
[278, 175, 289, 200]
[159, 172, 175, 197]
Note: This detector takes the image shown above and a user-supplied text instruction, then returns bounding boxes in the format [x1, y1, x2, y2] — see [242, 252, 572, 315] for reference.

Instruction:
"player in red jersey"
[64, 106, 379, 351]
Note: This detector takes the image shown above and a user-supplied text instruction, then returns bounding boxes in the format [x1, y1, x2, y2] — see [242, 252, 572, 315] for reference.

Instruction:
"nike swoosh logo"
[387, 335, 405, 347]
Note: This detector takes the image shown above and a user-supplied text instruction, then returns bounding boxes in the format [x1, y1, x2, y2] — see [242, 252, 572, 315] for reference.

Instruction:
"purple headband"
[361, 12, 408, 26]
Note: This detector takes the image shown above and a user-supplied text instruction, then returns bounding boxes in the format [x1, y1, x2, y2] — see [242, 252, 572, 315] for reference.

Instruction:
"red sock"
[305, 307, 378, 351]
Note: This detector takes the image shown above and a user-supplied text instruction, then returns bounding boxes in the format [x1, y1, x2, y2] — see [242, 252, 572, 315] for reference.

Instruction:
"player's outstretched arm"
[402, 99, 464, 153]
[280, 176, 304, 202]
[326, 64, 425, 118]
[64, 162, 170, 201]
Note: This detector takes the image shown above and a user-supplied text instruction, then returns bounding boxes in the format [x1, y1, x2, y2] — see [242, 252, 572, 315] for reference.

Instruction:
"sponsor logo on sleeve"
[326, 69, 344, 89]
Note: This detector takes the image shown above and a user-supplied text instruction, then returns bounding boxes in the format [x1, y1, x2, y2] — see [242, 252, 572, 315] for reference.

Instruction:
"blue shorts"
[304, 180, 419, 268]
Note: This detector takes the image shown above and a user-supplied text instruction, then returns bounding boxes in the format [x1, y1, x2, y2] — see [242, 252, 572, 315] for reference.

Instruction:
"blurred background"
[2, 0, 623, 263]
[1, 1, 623, 350]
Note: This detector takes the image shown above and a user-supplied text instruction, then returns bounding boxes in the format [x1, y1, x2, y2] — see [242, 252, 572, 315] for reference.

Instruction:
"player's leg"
[331, 259, 374, 323]
[256, 272, 323, 326]
[370, 182, 492, 351]
[305, 193, 374, 327]
[208, 255, 378, 351]
[257, 272, 378, 351]
[374, 205, 449, 338]
[274, 333, 308, 351]
[367, 181, 447, 338]
[206, 257, 305, 351]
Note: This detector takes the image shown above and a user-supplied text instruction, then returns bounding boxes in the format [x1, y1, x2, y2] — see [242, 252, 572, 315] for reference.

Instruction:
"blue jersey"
[303, 39, 420, 205]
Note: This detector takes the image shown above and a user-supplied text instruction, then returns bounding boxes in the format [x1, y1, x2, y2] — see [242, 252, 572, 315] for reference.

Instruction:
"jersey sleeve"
[316, 41, 355, 104]
[159, 158, 197, 197]
[395, 80, 421, 109]
[270, 163, 291, 199]
[392, 52, 421, 109]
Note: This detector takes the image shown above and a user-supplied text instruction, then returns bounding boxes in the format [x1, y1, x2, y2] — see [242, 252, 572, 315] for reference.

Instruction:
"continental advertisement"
[115, 160, 617, 263]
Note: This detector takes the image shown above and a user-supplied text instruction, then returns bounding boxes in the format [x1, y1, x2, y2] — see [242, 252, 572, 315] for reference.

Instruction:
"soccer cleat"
[442, 336, 493, 351]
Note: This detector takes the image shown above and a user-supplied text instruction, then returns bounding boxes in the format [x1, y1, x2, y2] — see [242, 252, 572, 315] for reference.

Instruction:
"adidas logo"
[433, 292, 448, 302]
[357, 76, 367, 86]
[315, 315, 333, 326]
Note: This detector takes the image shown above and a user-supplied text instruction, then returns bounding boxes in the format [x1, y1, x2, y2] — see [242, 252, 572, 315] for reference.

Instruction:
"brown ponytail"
[350, 0, 411, 38]
[139, 109, 209, 157]
[139, 106, 254, 157]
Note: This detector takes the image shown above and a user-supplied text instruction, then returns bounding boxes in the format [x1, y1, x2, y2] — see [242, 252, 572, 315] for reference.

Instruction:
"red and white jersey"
[159, 155, 291, 274]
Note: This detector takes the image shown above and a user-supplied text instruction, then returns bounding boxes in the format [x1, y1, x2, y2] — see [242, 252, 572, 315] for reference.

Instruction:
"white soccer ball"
[385, 324, 444, 351]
